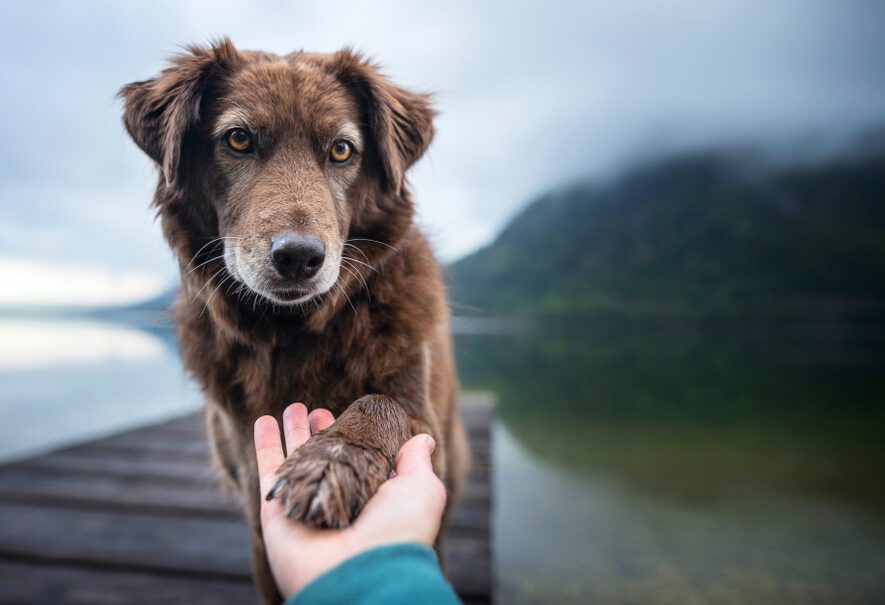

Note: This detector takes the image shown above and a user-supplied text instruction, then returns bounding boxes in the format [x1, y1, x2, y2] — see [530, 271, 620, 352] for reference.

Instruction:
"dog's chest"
[244, 328, 371, 416]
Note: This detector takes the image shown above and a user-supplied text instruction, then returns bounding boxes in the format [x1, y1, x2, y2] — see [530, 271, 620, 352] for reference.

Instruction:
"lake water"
[457, 321, 885, 604]
[0, 318, 202, 461]
[1, 317, 883, 603]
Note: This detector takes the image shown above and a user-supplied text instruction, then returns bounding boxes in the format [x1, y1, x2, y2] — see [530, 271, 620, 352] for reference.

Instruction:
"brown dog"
[120, 38, 468, 604]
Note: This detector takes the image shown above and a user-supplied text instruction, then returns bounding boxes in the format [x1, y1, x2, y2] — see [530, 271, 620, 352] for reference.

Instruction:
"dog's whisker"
[309, 289, 327, 316]
[191, 266, 228, 303]
[224, 277, 241, 297]
[184, 238, 224, 271]
[338, 262, 364, 294]
[340, 260, 371, 300]
[253, 284, 261, 312]
[201, 272, 235, 318]
[342, 242, 371, 264]
[344, 257, 373, 295]
[347, 238, 399, 253]
[187, 252, 230, 274]
[183, 236, 242, 271]
[341, 254, 376, 273]
[332, 280, 357, 315]
[255, 275, 269, 313]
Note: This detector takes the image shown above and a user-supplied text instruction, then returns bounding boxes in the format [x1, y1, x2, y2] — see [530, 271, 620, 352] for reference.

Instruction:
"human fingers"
[308, 408, 335, 434]
[395, 434, 436, 477]
[283, 403, 311, 455]
[348, 434, 445, 549]
[254, 415, 285, 498]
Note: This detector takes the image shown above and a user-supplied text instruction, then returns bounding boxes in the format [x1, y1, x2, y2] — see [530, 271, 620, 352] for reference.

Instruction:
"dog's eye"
[329, 140, 354, 164]
[225, 129, 253, 153]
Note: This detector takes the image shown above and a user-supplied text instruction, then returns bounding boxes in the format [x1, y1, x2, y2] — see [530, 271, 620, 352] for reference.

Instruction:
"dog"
[120, 38, 468, 604]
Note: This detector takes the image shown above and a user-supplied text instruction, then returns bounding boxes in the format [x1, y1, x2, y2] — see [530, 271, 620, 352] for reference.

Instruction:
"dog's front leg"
[266, 394, 416, 528]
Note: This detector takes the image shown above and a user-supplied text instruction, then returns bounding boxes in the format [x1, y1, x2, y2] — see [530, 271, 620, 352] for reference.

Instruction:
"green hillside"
[448, 145, 885, 320]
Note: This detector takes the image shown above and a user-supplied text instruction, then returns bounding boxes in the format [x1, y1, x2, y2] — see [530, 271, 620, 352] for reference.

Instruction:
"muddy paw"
[266, 394, 411, 528]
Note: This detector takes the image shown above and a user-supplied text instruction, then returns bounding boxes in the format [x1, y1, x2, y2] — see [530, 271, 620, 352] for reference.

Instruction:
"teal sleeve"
[286, 542, 462, 605]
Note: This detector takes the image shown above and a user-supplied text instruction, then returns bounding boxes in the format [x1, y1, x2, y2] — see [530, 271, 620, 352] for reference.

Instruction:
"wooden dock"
[0, 398, 493, 604]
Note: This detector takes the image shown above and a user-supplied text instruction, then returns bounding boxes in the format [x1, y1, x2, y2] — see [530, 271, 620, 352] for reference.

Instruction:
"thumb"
[395, 434, 436, 477]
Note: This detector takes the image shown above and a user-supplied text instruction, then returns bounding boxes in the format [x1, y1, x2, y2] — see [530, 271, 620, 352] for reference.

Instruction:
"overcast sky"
[1, 0, 884, 305]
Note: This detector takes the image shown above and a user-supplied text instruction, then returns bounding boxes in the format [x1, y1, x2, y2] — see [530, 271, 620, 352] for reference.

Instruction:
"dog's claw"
[266, 476, 285, 501]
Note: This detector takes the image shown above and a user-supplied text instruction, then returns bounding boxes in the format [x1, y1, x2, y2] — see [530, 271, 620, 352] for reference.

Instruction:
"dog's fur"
[120, 39, 468, 604]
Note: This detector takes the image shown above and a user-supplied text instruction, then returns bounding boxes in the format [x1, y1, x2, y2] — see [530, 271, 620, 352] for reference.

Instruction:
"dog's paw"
[267, 433, 392, 528]
[266, 394, 412, 528]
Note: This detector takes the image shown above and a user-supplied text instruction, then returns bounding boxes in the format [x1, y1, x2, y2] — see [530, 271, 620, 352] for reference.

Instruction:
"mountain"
[448, 143, 885, 320]
[90, 287, 177, 326]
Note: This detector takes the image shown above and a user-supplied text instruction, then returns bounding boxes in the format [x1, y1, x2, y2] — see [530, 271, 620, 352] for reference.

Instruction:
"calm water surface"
[455, 321, 885, 604]
[0, 318, 201, 461]
[1, 317, 883, 603]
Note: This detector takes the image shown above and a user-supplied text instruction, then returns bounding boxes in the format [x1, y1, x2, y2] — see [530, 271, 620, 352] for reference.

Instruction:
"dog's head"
[120, 39, 433, 306]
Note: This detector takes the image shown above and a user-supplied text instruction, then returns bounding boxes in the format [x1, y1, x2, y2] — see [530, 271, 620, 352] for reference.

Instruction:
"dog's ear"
[331, 51, 435, 195]
[119, 38, 241, 185]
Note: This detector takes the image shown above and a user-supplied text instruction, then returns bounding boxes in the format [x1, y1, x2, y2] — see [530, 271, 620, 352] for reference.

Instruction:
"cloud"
[0, 0, 883, 287]
[0, 256, 168, 308]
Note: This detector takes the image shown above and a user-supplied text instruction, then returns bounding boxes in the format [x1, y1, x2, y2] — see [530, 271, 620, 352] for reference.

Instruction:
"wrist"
[272, 531, 355, 599]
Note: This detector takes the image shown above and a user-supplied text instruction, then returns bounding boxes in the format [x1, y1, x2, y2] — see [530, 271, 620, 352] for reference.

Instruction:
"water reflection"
[0, 318, 165, 370]
[0, 318, 201, 462]
[455, 320, 885, 604]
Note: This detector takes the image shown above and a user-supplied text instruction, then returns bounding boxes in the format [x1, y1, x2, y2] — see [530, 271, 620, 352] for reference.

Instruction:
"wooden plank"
[0, 558, 489, 605]
[0, 561, 255, 605]
[0, 464, 490, 506]
[12, 451, 489, 499]
[63, 434, 489, 473]
[5, 422, 489, 495]
[0, 502, 252, 579]
[0, 468, 242, 519]
[0, 468, 491, 535]
[0, 398, 494, 603]
[0, 502, 489, 595]
[0, 417, 490, 526]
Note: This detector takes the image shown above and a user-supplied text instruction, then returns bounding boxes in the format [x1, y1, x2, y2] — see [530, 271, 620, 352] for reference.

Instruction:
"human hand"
[254, 402, 447, 599]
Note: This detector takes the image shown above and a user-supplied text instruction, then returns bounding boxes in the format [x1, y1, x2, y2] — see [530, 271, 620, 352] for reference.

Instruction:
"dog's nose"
[270, 232, 326, 280]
